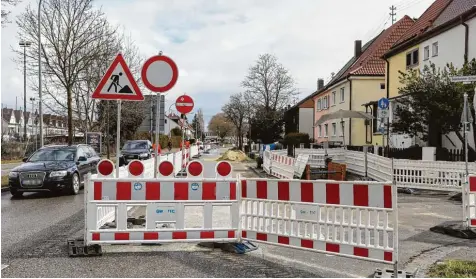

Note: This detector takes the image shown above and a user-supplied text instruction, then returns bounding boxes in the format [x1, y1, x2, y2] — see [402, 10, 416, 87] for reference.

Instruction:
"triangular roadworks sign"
[91, 53, 144, 101]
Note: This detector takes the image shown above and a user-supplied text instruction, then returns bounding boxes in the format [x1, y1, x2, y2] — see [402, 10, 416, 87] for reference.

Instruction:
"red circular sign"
[141, 55, 178, 93]
[175, 95, 194, 114]
[187, 161, 203, 176]
[216, 161, 232, 177]
[158, 161, 174, 176]
[128, 160, 144, 176]
[97, 160, 114, 176]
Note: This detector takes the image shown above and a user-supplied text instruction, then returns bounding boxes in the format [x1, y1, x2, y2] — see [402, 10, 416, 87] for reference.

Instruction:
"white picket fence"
[265, 147, 476, 192]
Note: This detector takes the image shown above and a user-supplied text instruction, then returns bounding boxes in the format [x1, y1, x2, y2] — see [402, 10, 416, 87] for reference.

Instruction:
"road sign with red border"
[175, 95, 194, 114]
[141, 55, 179, 93]
[91, 53, 144, 101]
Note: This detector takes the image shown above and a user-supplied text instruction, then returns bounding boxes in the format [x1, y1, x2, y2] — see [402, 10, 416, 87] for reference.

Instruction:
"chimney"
[354, 40, 362, 58]
[317, 79, 324, 90]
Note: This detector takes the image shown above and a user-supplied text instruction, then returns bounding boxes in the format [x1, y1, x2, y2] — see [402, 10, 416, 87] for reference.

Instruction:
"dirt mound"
[218, 150, 249, 162]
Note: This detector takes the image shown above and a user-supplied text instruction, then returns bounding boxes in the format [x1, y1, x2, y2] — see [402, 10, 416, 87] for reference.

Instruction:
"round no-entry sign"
[175, 95, 194, 114]
[141, 55, 178, 93]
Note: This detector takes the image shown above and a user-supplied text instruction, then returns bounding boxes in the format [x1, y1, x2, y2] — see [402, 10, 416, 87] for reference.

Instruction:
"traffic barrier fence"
[467, 175, 476, 228]
[83, 159, 399, 269]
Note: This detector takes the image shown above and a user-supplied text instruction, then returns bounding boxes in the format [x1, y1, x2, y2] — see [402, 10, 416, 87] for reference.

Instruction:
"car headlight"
[9, 172, 18, 178]
[50, 170, 68, 177]
[139, 153, 149, 158]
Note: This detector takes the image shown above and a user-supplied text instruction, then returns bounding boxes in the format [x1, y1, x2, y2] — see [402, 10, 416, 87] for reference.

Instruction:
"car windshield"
[123, 141, 148, 150]
[28, 149, 76, 162]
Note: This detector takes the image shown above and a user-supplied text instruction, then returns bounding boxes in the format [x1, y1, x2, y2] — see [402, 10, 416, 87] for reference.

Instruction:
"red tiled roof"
[431, 0, 476, 29]
[393, 0, 453, 47]
[350, 15, 415, 76]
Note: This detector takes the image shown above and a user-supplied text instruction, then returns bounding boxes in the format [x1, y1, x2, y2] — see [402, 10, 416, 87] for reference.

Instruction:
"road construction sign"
[91, 53, 144, 101]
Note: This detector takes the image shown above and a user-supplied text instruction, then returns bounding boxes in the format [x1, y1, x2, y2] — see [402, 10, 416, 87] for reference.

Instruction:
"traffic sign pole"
[154, 93, 161, 178]
[116, 100, 121, 178]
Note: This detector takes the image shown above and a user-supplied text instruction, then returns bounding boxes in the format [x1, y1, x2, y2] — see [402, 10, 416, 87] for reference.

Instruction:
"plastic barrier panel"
[85, 161, 240, 245]
[468, 175, 476, 228]
[240, 178, 398, 264]
[270, 153, 295, 179]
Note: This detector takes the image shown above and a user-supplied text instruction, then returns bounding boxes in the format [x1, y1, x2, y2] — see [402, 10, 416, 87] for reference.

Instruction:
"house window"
[424, 46, 430, 60]
[324, 124, 328, 137]
[332, 123, 336, 136]
[317, 99, 321, 111]
[323, 96, 328, 109]
[318, 125, 322, 137]
[432, 42, 438, 57]
[340, 87, 345, 102]
[332, 91, 336, 105]
[380, 83, 385, 89]
[406, 49, 419, 67]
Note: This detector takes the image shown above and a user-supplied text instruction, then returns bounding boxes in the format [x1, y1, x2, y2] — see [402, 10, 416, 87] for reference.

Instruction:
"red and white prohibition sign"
[141, 55, 178, 93]
[175, 94, 194, 114]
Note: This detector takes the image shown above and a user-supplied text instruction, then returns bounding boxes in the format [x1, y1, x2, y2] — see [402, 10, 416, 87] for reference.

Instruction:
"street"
[0, 148, 323, 278]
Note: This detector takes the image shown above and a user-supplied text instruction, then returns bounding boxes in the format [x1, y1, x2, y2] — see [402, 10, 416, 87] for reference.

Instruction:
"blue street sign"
[378, 98, 389, 110]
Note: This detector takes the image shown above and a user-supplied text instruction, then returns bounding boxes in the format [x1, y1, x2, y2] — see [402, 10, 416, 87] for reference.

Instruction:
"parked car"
[119, 140, 153, 166]
[8, 144, 101, 197]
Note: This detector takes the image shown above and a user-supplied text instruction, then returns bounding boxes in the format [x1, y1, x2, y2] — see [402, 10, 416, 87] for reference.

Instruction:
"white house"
[418, 4, 476, 149]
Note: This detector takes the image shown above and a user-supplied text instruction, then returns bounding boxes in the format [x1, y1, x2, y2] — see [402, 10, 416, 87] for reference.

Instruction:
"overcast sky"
[1, 0, 434, 126]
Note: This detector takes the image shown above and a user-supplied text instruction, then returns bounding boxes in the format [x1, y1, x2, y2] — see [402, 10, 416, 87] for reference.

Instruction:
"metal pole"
[38, 0, 44, 148]
[23, 45, 27, 142]
[116, 100, 121, 178]
[464, 93, 469, 177]
[154, 93, 161, 178]
[182, 115, 185, 169]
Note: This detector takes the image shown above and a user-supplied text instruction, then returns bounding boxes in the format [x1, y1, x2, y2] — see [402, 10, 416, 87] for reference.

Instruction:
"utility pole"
[30, 97, 36, 150]
[20, 41, 31, 142]
[389, 5, 397, 25]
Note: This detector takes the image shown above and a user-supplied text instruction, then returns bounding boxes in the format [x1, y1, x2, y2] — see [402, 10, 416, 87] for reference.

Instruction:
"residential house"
[381, 0, 476, 148]
[284, 78, 324, 138]
[313, 15, 414, 146]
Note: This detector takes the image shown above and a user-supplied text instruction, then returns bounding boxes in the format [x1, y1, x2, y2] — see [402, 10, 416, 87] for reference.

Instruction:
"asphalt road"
[0, 147, 324, 278]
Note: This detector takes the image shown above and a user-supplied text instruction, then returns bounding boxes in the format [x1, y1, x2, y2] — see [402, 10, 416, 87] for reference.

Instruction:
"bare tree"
[1, 0, 20, 27]
[208, 113, 234, 141]
[222, 93, 248, 150]
[15, 0, 118, 144]
[241, 54, 297, 111]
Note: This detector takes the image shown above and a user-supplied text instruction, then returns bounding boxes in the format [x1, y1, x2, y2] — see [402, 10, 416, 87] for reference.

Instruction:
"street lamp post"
[30, 97, 36, 150]
[20, 40, 31, 142]
[38, 0, 44, 147]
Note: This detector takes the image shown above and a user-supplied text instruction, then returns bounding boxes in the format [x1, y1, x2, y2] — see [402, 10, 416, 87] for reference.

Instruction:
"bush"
[283, 132, 311, 147]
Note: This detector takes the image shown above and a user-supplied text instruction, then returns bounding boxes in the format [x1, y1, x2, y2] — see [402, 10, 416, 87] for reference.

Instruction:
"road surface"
[0, 147, 323, 278]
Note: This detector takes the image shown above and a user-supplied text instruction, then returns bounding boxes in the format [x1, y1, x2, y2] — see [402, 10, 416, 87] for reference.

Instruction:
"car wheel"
[69, 173, 80, 195]
[10, 189, 23, 198]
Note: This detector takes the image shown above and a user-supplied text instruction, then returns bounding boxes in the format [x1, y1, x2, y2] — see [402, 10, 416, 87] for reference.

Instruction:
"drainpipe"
[348, 77, 352, 145]
[461, 17, 469, 63]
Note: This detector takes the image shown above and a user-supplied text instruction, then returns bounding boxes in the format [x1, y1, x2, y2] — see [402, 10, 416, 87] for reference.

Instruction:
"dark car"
[8, 144, 101, 197]
[119, 140, 153, 166]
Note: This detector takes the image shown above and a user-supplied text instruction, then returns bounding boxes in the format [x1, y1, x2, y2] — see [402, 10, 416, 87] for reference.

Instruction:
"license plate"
[22, 179, 42, 186]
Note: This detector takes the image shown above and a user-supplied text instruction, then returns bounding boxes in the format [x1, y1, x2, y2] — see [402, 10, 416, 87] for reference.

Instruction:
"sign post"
[91, 53, 144, 177]
[176, 94, 195, 169]
[451, 76, 476, 228]
[141, 53, 179, 178]
[378, 98, 389, 147]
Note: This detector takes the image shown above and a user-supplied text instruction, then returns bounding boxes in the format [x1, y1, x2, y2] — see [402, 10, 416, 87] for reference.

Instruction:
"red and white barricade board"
[85, 160, 239, 245]
[467, 175, 476, 228]
[240, 178, 398, 264]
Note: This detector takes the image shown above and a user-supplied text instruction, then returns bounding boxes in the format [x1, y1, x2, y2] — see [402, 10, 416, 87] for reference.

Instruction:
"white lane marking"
[1, 264, 9, 270]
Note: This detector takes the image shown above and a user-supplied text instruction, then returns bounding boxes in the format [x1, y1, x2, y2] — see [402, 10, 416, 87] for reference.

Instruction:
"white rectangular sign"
[296, 204, 318, 221]
[450, 76, 476, 83]
[378, 109, 389, 119]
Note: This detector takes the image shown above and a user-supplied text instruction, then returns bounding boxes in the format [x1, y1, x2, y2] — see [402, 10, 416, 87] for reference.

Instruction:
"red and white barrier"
[85, 161, 240, 245]
[269, 153, 295, 179]
[467, 175, 476, 228]
[86, 160, 399, 267]
[240, 178, 397, 264]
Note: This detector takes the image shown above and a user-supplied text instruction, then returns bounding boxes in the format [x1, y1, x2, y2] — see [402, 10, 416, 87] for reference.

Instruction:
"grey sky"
[1, 0, 434, 125]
